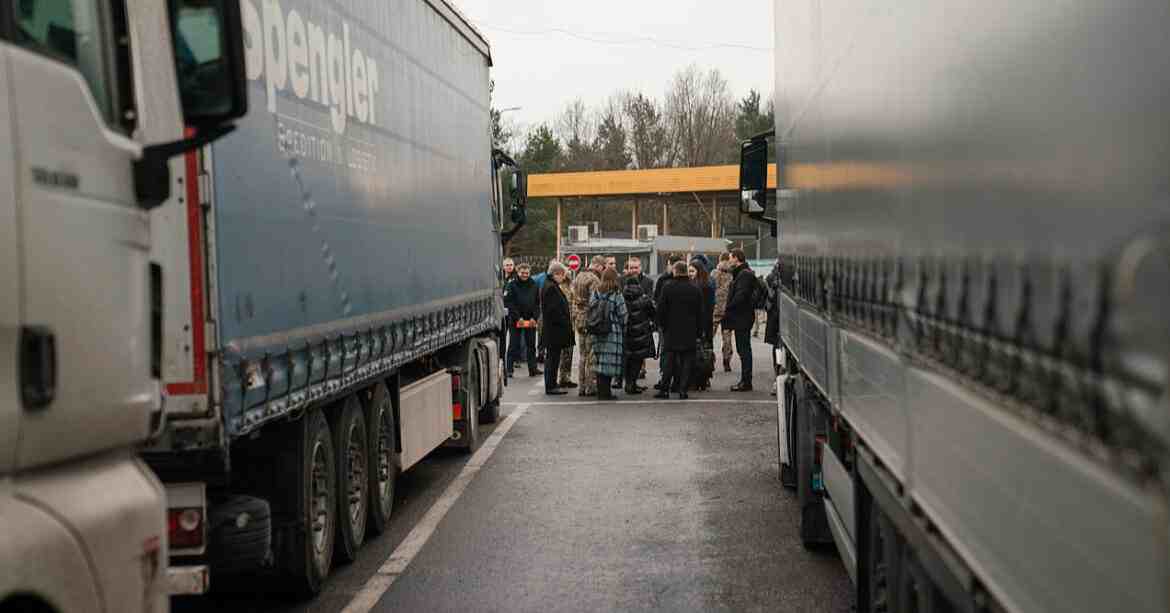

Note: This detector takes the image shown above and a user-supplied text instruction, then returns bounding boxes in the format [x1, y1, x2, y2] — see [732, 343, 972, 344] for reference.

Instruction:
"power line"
[469, 20, 773, 54]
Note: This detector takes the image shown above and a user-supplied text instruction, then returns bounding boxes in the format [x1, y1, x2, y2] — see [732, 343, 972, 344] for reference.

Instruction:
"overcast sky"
[453, 0, 774, 135]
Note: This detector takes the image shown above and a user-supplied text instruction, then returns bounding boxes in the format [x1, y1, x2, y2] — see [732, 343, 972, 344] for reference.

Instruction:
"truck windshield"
[13, 0, 114, 123]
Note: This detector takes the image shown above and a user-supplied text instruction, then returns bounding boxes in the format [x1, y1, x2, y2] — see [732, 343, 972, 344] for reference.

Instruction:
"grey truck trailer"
[144, 0, 524, 596]
[740, 0, 1170, 612]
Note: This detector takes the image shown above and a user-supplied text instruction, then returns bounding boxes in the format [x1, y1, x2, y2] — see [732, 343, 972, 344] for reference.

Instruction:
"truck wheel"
[478, 352, 500, 424]
[365, 382, 399, 537]
[866, 496, 900, 612]
[286, 410, 335, 596]
[207, 495, 271, 574]
[779, 376, 797, 490]
[795, 374, 830, 548]
[460, 354, 482, 454]
[332, 395, 369, 563]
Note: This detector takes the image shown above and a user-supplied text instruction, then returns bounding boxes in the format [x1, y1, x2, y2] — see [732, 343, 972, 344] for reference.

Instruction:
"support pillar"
[556, 198, 563, 261]
[662, 200, 669, 235]
[711, 196, 718, 239]
[632, 198, 639, 239]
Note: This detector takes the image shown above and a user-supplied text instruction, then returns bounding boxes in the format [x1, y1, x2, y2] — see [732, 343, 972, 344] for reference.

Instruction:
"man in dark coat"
[540, 262, 572, 395]
[764, 259, 782, 395]
[654, 253, 685, 306]
[655, 261, 705, 399]
[627, 256, 655, 299]
[621, 276, 655, 394]
[504, 263, 541, 377]
[722, 249, 757, 391]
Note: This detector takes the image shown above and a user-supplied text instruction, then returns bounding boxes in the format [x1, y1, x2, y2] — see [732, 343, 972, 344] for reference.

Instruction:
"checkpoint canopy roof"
[528, 164, 778, 198]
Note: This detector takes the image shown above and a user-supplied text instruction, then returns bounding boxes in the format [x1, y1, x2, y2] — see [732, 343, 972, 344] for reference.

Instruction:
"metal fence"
[506, 255, 557, 271]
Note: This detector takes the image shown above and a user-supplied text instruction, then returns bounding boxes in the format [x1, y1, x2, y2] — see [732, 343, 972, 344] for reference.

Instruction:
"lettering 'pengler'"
[242, 0, 381, 135]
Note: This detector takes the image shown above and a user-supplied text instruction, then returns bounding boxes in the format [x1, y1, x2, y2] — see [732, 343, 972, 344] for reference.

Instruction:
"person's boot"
[653, 389, 670, 399]
[624, 384, 643, 395]
[731, 381, 753, 392]
[559, 380, 578, 388]
[723, 357, 732, 373]
[529, 367, 543, 376]
[601, 375, 615, 399]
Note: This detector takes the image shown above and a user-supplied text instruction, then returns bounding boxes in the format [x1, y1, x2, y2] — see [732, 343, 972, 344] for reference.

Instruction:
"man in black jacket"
[627, 256, 655, 298]
[504, 263, 541, 376]
[722, 249, 756, 391]
[655, 261, 705, 399]
[621, 275, 655, 394]
[654, 253, 685, 306]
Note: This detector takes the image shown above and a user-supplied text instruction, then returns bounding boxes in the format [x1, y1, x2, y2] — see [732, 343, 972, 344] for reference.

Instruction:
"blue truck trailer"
[143, 0, 522, 595]
[740, 0, 1170, 611]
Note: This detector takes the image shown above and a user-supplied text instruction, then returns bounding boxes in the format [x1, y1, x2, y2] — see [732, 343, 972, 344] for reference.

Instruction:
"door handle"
[20, 326, 56, 410]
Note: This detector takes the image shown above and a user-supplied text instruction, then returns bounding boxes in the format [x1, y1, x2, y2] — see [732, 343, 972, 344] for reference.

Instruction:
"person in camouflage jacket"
[557, 271, 577, 387]
[570, 256, 605, 396]
[712, 253, 736, 371]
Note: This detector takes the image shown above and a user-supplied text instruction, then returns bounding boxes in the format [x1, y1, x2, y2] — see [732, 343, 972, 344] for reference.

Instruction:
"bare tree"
[556, 99, 599, 171]
[664, 65, 737, 167]
[595, 98, 632, 171]
[623, 92, 672, 169]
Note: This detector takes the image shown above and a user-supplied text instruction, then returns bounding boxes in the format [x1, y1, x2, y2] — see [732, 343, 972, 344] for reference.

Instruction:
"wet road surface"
[174, 337, 852, 612]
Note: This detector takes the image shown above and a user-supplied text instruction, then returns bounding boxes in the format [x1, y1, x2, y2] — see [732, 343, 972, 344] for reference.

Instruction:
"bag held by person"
[586, 297, 611, 336]
[697, 337, 715, 374]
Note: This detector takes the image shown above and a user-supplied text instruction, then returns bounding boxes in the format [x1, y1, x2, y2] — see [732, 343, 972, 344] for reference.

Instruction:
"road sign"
[566, 254, 581, 272]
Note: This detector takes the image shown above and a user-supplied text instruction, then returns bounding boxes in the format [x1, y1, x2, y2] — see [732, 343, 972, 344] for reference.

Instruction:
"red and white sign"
[566, 254, 581, 272]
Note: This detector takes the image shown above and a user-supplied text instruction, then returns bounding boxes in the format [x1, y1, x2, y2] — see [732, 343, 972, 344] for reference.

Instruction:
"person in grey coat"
[589, 268, 628, 400]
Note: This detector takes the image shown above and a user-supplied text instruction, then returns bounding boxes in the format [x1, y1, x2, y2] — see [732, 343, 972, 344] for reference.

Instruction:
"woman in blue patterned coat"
[589, 268, 628, 400]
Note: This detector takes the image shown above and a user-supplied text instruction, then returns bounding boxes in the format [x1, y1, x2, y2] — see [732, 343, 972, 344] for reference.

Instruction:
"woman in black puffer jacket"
[622, 276, 656, 395]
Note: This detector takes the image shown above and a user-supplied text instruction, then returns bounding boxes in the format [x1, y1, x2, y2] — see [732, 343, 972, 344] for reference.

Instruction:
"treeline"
[493, 65, 774, 256]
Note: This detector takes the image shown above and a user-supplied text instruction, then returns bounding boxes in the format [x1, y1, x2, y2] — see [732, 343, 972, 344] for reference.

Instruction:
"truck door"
[8, 0, 157, 469]
[0, 44, 18, 474]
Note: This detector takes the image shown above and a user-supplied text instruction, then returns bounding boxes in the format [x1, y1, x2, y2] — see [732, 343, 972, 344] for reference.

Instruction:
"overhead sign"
[566, 254, 581, 272]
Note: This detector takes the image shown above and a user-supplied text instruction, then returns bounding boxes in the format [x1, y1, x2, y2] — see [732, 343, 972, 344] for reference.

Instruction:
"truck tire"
[864, 494, 901, 613]
[283, 410, 335, 597]
[779, 375, 797, 490]
[478, 350, 500, 424]
[459, 350, 482, 454]
[795, 374, 831, 548]
[207, 495, 271, 574]
[331, 395, 368, 563]
[365, 382, 399, 537]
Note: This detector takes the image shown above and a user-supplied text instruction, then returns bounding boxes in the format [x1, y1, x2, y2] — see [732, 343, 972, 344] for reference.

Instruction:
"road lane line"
[503, 399, 776, 406]
[342, 403, 532, 613]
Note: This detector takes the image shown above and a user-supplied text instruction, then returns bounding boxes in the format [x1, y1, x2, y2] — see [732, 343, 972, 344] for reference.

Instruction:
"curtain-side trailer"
[741, 1, 1170, 611]
[145, 0, 517, 596]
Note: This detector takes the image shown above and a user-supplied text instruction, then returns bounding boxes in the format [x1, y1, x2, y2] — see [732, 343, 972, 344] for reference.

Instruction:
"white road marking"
[504, 399, 776, 406]
[341, 403, 532, 613]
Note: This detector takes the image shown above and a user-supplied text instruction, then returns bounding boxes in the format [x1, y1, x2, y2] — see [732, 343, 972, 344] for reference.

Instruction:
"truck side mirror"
[136, 0, 249, 209]
[510, 172, 528, 208]
[169, 0, 248, 127]
[739, 138, 768, 214]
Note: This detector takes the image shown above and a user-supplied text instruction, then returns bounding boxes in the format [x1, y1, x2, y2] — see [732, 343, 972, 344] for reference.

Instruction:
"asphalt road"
[175, 337, 852, 612]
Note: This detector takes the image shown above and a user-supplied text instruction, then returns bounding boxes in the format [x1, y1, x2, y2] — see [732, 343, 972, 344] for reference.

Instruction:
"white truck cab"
[0, 0, 246, 611]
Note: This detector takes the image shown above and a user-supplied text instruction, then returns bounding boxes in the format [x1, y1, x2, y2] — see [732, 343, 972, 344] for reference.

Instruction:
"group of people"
[504, 248, 769, 400]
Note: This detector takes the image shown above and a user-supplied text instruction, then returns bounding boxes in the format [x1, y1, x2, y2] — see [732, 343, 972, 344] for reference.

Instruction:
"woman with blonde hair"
[588, 269, 628, 400]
